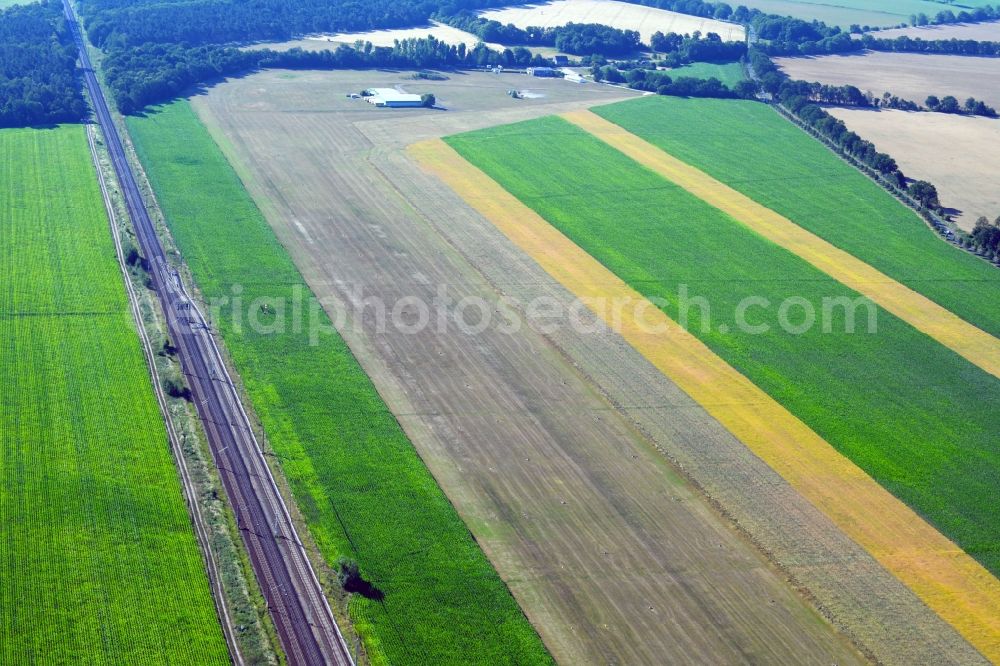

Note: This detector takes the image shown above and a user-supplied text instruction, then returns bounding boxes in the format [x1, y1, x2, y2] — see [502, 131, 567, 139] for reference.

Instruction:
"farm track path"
[562, 109, 1000, 382]
[63, 3, 353, 664]
[409, 137, 1000, 664]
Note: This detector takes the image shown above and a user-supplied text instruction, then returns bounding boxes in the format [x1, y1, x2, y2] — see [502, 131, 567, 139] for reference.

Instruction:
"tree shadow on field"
[343, 576, 385, 601]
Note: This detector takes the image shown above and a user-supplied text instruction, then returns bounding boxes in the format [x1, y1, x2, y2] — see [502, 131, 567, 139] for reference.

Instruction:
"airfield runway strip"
[63, 2, 354, 664]
[410, 137, 1000, 662]
[562, 108, 1000, 382]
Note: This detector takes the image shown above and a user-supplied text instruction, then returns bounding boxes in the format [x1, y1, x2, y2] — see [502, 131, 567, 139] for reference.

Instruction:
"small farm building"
[527, 67, 558, 77]
[365, 88, 424, 107]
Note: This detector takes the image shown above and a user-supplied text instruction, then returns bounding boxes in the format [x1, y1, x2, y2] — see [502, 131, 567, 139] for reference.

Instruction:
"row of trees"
[970, 217, 1000, 260]
[750, 50, 909, 191]
[925, 94, 998, 118]
[863, 34, 1000, 56]
[0, 1, 86, 128]
[908, 5, 1000, 29]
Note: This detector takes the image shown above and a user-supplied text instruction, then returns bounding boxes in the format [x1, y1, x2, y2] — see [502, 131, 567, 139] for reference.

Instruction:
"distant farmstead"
[527, 67, 558, 77]
[365, 88, 424, 108]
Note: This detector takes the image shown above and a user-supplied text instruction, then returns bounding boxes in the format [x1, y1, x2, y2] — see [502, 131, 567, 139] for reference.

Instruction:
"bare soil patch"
[776, 50, 1000, 110]
[829, 107, 1000, 230]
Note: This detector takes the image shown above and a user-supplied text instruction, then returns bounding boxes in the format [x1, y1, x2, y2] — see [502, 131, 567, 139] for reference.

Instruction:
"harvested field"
[293, 21, 497, 51]
[186, 69, 874, 664]
[479, 0, 745, 44]
[775, 50, 1000, 110]
[874, 20, 1000, 40]
[828, 107, 1000, 230]
[186, 68, 989, 664]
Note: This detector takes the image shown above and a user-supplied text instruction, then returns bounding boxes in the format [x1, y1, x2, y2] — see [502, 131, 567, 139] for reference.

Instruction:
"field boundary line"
[84, 122, 245, 665]
[561, 109, 1000, 382]
[408, 137, 1000, 662]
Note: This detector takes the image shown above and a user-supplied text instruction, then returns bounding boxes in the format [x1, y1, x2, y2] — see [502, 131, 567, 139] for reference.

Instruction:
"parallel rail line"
[64, 3, 353, 663]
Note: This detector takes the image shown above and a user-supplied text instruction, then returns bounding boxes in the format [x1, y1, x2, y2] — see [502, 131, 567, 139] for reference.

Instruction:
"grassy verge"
[446, 115, 1000, 576]
[0, 125, 229, 663]
[591, 96, 1000, 338]
[126, 100, 552, 666]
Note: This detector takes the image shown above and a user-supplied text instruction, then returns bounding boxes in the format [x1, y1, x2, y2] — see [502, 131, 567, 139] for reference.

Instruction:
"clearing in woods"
[442, 114, 1000, 659]
[592, 96, 1000, 338]
[183, 69, 874, 665]
[828, 107, 1000, 230]
[126, 100, 552, 666]
[0, 126, 229, 663]
[775, 51, 1000, 111]
[479, 0, 745, 44]
[667, 61, 745, 85]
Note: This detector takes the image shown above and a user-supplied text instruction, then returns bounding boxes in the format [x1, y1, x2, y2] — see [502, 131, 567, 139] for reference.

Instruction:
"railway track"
[63, 3, 354, 663]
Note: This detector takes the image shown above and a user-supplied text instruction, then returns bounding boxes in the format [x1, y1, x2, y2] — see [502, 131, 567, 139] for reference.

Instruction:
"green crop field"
[593, 96, 1000, 339]
[669, 61, 745, 86]
[446, 116, 1000, 576]
[736, 0, 954, 27]
[126, 101, 551, 666]
[0, 126, 228, 663]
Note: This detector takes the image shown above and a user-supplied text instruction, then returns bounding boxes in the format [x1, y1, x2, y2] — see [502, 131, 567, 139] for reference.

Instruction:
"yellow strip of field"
[408, 137, 1000, 662]
[561, 109, 1000, 383]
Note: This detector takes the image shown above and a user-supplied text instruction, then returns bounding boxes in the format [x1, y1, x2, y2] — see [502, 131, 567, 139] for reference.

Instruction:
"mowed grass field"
[0, 126, 229, 663]
[668, 61, 745, 85]
[593, 96, 1000, 338]
[126, 101, 551, 666]
[445, 116, 1000, 576]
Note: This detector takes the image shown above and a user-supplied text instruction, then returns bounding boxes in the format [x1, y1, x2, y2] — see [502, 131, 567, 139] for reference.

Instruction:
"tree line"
[762, 30, 1000, 57]
[749, 47, 997, 253]
[443, 15, 641, 56]
[750, 50, 907, 190]
[0, 1, 86, 128]
[80, 0, 525, 48]
[104, 37, 556, 114]
[925, 94, 998, 118]
[905, 4, 1000, 29]
[970, 217, 1000, 262]
[649, 30, 745, 65]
